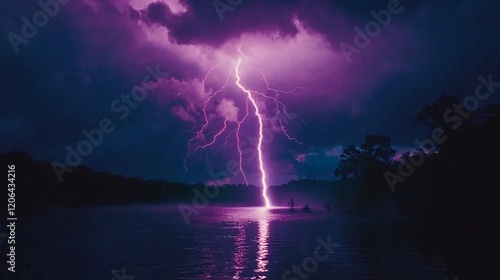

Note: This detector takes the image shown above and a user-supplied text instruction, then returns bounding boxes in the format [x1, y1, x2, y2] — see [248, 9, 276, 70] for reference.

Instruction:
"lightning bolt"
[236, 98, 250, 185]
[184, 69, 232, 170]
[183, 51, 303, 208]
[235, 57, 271, 208]
[193, 118, 229, 154]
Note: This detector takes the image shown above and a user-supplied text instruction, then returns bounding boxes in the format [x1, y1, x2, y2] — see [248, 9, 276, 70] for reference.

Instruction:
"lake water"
[10, 205, 452, 279]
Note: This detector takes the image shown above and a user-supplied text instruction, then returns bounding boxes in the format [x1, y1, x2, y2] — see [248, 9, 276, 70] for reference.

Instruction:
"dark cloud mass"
[141, 0, 300, 46]
[1, 0, 499, 185]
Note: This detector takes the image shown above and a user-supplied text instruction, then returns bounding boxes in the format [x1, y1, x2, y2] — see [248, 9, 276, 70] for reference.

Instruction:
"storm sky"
[1, 0, 499, 185]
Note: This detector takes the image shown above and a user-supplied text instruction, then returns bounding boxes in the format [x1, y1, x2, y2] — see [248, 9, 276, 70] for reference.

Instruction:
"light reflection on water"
[232, 222, 247, 280]
[213, 206, 307, 280]
[16, 205, 452, 280]
[253, 209, 269, 279]
[230, 207, 271, 279]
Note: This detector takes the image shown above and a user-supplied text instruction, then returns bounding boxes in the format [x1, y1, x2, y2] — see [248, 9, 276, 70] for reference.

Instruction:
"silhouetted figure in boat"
[288, 198, 295, 212]
[302, 203, 311, 212]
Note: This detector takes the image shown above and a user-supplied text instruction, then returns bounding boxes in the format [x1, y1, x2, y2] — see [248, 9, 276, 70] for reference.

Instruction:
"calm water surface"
[14, 205, 451, 279]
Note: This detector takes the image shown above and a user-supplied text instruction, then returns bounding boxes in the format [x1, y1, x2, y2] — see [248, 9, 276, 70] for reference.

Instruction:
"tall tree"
[335, 134, 396, 180]
[335, 135, 396, 214]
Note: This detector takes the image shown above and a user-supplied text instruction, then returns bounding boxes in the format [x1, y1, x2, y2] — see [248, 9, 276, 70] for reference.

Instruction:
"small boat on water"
[302, 203, 311, 212]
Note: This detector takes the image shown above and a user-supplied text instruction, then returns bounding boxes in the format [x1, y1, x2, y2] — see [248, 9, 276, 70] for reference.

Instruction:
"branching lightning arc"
[183, 52, 301, 208]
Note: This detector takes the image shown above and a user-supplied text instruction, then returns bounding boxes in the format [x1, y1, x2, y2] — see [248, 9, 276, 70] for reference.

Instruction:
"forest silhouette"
[1, 96, 499, 278]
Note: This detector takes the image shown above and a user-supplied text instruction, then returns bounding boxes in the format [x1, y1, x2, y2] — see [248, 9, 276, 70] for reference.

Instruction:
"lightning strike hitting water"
[234, 57, 271, 208]
[184, 53, 303, 208]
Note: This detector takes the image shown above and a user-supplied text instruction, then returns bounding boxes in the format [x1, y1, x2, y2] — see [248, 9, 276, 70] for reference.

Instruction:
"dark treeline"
[0, 152, 354, 216]
[1, 151, 189, 216]
[2, 96, 499, 277]
[334, 96, 500, 279]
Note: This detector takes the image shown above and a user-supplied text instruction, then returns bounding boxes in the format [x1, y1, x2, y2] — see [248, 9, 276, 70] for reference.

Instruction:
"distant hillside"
[0, 151, 193, 216]
[0, 152, 355, 217]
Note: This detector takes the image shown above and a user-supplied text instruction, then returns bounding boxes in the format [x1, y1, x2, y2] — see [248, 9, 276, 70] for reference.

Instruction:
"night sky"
[1, 0, 499, 185]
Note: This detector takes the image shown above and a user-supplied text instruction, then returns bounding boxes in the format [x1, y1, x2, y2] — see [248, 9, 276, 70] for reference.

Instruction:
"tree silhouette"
[334, 134, 396, 214]
[335, 134, 396, 180]
[414, 94, 460, 131]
